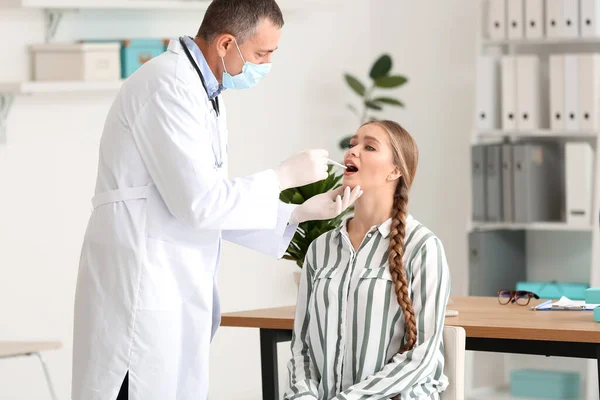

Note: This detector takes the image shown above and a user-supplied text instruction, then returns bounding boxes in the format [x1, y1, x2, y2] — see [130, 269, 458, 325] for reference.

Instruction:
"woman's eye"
[348, 143, 356, 149]
[366, 146, 376, 151]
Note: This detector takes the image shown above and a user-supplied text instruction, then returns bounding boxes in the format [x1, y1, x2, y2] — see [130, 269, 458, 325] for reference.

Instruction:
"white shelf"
[1, 0, 212, 10]
[471, 222, 594, 232]
[477, 129, 598, 140]
[0, 0, 316, 10]
[468, 385, 584, 400]
[0, 80, 123, 94]
[483, 36, 600, 46]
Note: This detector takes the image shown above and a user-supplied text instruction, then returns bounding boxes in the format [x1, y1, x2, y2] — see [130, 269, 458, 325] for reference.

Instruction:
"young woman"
[284, 120, 451, 400]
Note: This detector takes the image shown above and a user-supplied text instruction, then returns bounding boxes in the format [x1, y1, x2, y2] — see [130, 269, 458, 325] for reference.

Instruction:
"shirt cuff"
[277, 201, 299, 258]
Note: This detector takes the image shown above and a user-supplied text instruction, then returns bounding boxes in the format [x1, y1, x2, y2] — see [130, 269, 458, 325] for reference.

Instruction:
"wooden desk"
[0, 341, 62, 400]
[221, 296, 600, 400]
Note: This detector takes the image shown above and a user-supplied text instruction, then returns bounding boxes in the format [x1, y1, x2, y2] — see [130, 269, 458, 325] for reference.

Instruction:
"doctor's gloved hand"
[289, 186, 363, 224]
[275, 149, 329, 191]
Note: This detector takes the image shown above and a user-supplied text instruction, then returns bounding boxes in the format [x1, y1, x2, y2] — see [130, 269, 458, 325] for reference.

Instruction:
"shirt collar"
[335, 214, 413, 240]
[182, 36, 225, 100]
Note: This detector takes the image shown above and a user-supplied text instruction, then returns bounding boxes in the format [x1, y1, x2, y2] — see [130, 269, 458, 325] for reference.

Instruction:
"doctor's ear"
[215, 34, 235, 58]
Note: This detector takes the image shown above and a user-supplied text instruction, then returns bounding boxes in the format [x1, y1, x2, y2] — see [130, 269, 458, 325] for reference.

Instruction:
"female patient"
[284, 120, 451, 400]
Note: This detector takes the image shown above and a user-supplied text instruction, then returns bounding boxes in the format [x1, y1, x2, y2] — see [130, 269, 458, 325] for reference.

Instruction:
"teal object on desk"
[516, 282, 589, 300]
[584, 287, 600, 304]
[510, 369, 580, 399]
[593, 306, 600, 322]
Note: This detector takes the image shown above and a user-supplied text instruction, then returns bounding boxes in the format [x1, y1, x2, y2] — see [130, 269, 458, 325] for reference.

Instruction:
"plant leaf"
[291, 192, 305, 204]
[344, 74, 366, 97]
[374, 75, 408, 88]
[365, 100, 383, 111]
[372, 97, 404, 107]
[369, 54, 392, 80]
[339, 136, 352, 150]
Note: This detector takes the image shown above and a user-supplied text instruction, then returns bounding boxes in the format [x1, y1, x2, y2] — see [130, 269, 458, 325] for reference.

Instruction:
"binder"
[516, 55, 542, 131]
[508, 0, 525, 39]
[525, 0, 545, 38]
[578, 53, 600, 131]
[550, 54, 565, 131]
[476, 56, 501, 131]
[562, 0, 580, 37]
[468, 230, 526, 297]
[546, 0, 564, 37]
[513, 143, 565, 222]
[581, 0, 600, 37]
[501, 56, 517, 130]
[472, 145, 487, 221]
[564, 54, 580, 131]
[488, 0, 508, 40]
[565, 142, 593, 225]
[502, 144, 514, 222]
[486, 145, 503, 221]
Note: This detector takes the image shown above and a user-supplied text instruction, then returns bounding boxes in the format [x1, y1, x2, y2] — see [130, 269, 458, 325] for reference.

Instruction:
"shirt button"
[368, 233, 372, 238]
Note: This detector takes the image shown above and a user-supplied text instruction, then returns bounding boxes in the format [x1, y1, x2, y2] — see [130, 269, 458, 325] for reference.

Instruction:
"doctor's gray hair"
[197, 0, 285, 43]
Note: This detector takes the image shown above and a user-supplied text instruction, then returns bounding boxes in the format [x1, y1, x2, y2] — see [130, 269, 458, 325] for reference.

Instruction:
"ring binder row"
[476, 53, 600, 132]
[485, 0, 600, 40]
[471, 141, 593, 224]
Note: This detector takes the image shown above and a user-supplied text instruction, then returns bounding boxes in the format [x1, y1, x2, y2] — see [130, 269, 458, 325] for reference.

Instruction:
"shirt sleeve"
[284, 244, 321, 400]
[221, 201, 299, 258]
[332, 237, 451, 400]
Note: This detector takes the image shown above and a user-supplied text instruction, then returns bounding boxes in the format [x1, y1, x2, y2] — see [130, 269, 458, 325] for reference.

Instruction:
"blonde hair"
[364, 119, 419, 353]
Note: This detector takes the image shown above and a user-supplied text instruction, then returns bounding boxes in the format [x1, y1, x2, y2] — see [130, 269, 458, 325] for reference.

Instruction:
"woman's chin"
[342, 175, 360, 188]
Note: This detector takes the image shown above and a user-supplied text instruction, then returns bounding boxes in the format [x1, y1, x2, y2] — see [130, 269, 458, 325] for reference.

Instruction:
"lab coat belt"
[92, 185, 153, 209]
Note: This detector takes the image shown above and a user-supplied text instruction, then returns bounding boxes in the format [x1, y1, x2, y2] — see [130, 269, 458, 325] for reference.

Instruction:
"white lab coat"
[72, 39, 297, 400]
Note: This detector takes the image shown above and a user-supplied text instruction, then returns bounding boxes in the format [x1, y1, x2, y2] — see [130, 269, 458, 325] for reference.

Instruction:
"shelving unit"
[471, 1, 600, 399]
[470, 221, 594, 232]
[0, 0, 324, 144]
[476, 129, 598, 140]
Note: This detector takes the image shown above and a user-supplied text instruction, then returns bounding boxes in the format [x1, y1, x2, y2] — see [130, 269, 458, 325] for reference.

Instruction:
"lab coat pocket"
[141, 238, 212, 311]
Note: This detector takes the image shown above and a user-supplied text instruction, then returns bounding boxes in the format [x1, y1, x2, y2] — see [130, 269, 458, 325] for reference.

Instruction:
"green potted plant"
[280, 54, 408, 284]
[339, 54, 408, 149]
[279, 165, 350, 273]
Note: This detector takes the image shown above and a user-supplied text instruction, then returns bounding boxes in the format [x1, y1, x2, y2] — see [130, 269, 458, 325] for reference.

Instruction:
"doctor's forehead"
[245, 18, 281, 51]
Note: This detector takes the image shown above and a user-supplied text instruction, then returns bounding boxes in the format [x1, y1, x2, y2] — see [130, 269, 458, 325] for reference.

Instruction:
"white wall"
[0, 1, 476, 399]
[369, 0, 477, 296]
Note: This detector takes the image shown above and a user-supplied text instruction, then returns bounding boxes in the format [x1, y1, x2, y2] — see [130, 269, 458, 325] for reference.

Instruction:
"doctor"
[71, 0, 362, 399]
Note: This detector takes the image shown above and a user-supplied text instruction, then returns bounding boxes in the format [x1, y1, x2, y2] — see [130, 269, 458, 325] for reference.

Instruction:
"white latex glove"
[290, 185, 363, 224]
[274, 149, 329, 191]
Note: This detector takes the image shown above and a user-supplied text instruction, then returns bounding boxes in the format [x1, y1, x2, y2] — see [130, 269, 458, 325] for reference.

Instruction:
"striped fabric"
[284, 214, 451, 400]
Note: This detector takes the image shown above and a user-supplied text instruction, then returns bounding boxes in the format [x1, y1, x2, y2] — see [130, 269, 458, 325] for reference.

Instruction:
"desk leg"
[259, 329, 292, 400]
[597, 344, 600, 399]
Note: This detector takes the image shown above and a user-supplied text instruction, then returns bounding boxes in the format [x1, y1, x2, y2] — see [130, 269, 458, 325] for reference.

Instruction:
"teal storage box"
[510, 369, 580, 399]
[120, 39, 168, 78]
[584, 287, 600, 304]
[83, 39, 168, 78]
[516, 281, 589, 300]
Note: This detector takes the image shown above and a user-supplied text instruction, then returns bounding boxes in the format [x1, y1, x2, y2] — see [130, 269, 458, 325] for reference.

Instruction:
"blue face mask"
[221, 38, 271, 90]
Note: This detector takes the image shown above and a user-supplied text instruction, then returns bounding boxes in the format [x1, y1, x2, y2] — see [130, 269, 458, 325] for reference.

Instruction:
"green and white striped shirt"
[285, 214, 451, 400]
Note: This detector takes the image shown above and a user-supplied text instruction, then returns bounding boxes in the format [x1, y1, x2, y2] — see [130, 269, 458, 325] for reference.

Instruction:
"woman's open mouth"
[344, 162, 359, 175]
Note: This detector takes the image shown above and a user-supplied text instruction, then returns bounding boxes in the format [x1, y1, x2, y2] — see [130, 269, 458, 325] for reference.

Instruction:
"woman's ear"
[387, 166, 401, 182]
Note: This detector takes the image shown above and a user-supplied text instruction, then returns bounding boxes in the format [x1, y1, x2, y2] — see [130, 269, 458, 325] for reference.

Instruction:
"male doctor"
[71, 0, 362, 399]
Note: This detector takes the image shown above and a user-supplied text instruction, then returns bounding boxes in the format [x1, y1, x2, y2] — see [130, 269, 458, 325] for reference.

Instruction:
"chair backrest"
[441, 325, 466, 400]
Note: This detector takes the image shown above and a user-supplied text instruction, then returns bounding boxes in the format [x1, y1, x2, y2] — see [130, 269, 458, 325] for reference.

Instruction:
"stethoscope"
[179, 36, 223, 169]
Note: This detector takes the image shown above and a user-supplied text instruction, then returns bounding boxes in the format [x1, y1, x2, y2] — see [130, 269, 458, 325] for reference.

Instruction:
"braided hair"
[364, 120, 419, 353]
